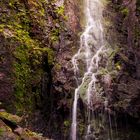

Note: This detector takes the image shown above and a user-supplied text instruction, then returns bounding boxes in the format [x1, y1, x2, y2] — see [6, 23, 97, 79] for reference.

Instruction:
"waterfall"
[71, 0, 112, 140]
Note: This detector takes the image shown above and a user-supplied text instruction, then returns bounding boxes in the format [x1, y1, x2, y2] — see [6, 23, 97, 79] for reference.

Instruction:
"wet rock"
[108, 0, 140, 129]
[85, 134, 96, 140]
[0, 111, 50, 140]
[14, 127, 23, 135]
[0, 111, 22, 124]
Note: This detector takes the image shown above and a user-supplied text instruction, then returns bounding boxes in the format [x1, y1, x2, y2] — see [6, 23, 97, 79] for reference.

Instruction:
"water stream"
[71, 0, 109, 140]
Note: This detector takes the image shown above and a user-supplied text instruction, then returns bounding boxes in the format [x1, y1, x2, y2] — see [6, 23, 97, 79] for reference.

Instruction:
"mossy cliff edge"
[0, 0, 81, 139]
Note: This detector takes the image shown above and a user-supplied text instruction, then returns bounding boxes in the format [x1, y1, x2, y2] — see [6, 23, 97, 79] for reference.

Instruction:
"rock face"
[0, 0, 140, 139]
[0, 110, 49, 140]
[68, 0, 140, 139]
[102, 1, 140, 139]
[109, 0, 140, 120]
[0, 34, 13, 108]
[0, 0, 80, 139]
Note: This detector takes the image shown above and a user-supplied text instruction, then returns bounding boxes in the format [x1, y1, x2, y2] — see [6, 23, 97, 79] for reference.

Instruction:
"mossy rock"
[0, 111, 22, 124]
[0, 111, 50, 139]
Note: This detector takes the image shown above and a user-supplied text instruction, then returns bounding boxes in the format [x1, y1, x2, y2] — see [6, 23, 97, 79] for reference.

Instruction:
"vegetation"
[0, 0, 65, 114]
[0, 0, 140, 139]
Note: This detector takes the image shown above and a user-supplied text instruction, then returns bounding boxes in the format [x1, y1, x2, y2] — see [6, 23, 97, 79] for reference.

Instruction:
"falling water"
[71, 0, 111, 140]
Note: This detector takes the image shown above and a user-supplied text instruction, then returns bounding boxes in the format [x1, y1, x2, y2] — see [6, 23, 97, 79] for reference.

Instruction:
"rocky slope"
[0, 110, 50, 140]
[0, 0, 80, 139]
[110, 0, 140, 124]
[103, 0, 140, 139]
[0, 0, 140, 140]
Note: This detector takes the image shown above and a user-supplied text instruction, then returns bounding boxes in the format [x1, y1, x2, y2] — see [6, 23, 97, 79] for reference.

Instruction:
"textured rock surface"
[103, 1, 140, 139]
[0, 110, 50, 140]
[0, 0, 140, 139]
[110, 0, 140, 119]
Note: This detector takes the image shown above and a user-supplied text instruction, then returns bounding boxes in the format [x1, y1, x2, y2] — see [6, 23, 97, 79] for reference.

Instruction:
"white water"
[71, 0, 107, 140]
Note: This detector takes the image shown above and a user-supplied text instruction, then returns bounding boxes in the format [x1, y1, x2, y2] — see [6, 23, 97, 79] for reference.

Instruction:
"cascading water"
[71, 0, 114, 140]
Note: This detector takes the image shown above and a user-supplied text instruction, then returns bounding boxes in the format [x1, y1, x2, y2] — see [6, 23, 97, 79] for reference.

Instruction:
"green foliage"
[121, 8, 129, 17]
[32, 47, 55, 65]
[99, 68, 108, 75]
[0, 8, 55, 112]
[0, 25, 44, 113]
[64, 120, 70, 127]
[50, 28, 60, 42]
[79, 124, 85, 135]
[13, 45, 32, 113]
[55, 63, 61, 70]
[63, 120, 71, 137]
[42, 48, 54, 65]
[0, 0, 65, 115]
[12, 39, 54, 113]
[0, 128, 4, 136]
[0, 111, 22, 124]
[55, 6, 65, 16]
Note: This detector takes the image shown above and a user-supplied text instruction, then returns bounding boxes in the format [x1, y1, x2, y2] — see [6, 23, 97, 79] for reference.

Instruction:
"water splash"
[71, 0, 111, 140]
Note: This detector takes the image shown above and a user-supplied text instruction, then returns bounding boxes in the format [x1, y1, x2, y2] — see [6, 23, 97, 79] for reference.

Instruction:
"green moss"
[50, 28, 60, 42]
[32, 47, 55, 65]
[79, 76, 91, 101]
[55, 5, 65, 16]
[64, 120, 70, 127]
[0, 20, 56, 112]
[0, 128, 4, 136]
[121, 7, 129, 17]
[42, 48, 54, 65]
[99, 68, 108, 75]
[79, 124, 85, 135]
[0, 111, 22, 123]
[55, 63, 61, 70]
[0, 26, 39, 113]
[63, 120, 71, 137]
[0, 0, 66, 116]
